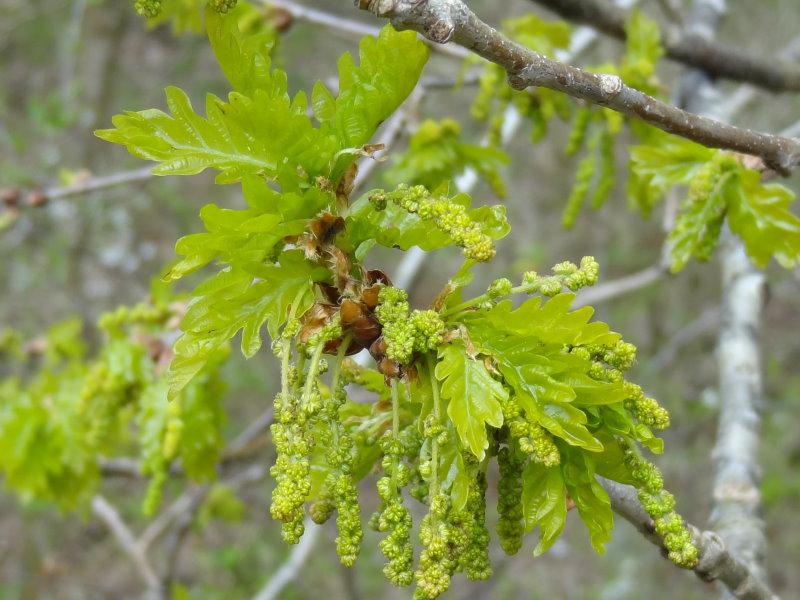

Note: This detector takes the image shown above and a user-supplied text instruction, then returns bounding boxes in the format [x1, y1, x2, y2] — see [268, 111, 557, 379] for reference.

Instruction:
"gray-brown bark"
[358, 0, 800, 174]
[601, 479, 778, 600]
[528, 0, 800, 93]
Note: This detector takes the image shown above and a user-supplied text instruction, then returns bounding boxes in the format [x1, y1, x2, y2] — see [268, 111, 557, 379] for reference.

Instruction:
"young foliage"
[560, 9, 662, 227]
[435, 341, 505, 460]
[0, 298, 229, 513]
[467, 14, 573, 146]
[630, 133, 800, 270]
[98, 13, 427, 189]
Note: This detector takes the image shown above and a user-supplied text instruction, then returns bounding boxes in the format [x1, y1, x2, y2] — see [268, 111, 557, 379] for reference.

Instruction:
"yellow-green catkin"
[496, 446, 525, 555]
[624, 447, 698, 568]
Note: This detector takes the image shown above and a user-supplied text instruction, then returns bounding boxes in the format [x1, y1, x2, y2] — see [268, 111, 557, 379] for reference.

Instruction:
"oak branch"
[529, 0, 800, 93]
[357, 0, 800, 174]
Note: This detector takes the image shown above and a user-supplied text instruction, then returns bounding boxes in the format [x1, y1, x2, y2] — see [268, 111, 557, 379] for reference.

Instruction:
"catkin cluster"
[414, 455, 494, 599]
[375, 287, 444, 365]
[133, 0, 238, 17]
[133, 0, 161, 17]
[371, 431, 415, 586]
[78, 363, 129, 447]
[471, 61, 553, 146]
[500, 395, 560, 466]
[454, 457, 492, 581]
[624, 447, 698, 568]
[496, 446, 525, 555]
[270, 318, 342, 544]
[414, 492, 456, 599]
[562, 108, 621, 227]
[371, 185, 496, 261]
[208, 0, 239, 13]
[310, 365, 363, 566]
[671, 151, 739, 261]
[570, 331, 671, 432]
[98, 301, 173, 334]
[623, 382, 670, 430]
[522, 255, 600, 296]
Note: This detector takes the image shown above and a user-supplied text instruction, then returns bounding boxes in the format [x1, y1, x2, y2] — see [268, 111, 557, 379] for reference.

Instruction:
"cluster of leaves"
[92, 12, 701, 598]
[630, 132, 800, 270]
[98, 10, 429, 401]
[555, 10, 664, 228]
[0, 294, 228, 514]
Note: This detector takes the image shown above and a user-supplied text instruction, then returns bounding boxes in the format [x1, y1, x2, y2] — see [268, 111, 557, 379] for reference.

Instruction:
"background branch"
[359, 0, 800, 173]
[90, 495, 161, 593]
[252, 517, 321, 600]
[601, 479, 778, 600]
[1, 166, 154, 215]
[677, 2, 769, 597]
[528, 0, 800, 93]
[712, 235, 768, 596]
[668, 2, 770, 596]
[574, 264, 664, 307]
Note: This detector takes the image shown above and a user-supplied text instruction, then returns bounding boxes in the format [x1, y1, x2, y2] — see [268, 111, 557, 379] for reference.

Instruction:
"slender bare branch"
[43, 166, 154, 201]
[574, 264, 664, 307]
[528, 0, 800, 93]
[263, 0, 468, 58]
[358, 0, 800, 174]
[252, 517, 322, 600]
[139, 490, 202, 552]
[600, 479, 778, 600]
[91, 495, 161, 592]
[160, 486, 211, 592]
[1, 166, 154, 215]
[99, 457, 143, 478]
[224, 409, 275, 460]
[649, 305, 721, 370]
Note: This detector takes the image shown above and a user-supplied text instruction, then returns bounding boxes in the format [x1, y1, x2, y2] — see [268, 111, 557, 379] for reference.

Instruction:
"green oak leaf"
[168, 251, 326, 400]
[563, 451, 613, 554]
[435, 342, 506, 460]
[726, 169, 800, 268]
[522, 462, 567, 555]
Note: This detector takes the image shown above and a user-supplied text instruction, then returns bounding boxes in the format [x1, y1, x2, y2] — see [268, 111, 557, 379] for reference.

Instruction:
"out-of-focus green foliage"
[0, 297, 229, 514]
[385, 118, 509, 197]
[630, 132, 800, 270]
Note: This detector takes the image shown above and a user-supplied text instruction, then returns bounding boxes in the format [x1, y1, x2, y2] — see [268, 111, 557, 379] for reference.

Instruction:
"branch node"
[598, 73, 623, 98]
[692, 527, 727, 582]
[357, 0, 398, 16]
[425, 18, 455, 43]
[507, 71, 529, 91]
